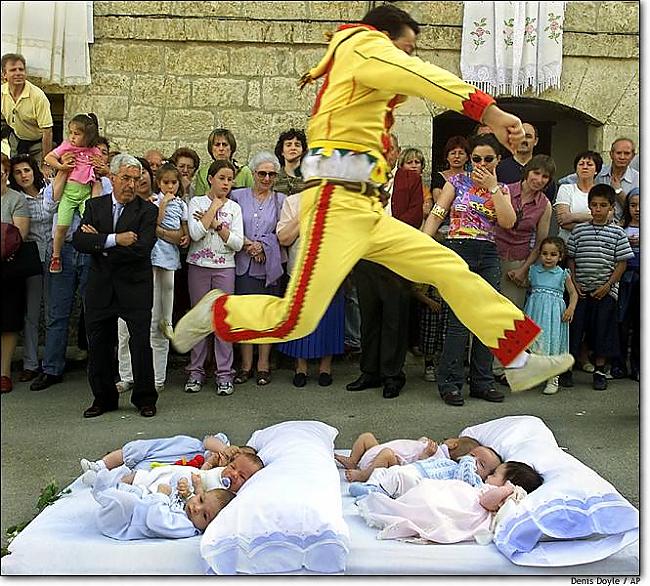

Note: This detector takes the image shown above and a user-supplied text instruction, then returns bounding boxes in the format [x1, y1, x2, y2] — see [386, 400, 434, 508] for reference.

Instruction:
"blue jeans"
[437, 239, 501, 395]
[41, 241, 90, 376]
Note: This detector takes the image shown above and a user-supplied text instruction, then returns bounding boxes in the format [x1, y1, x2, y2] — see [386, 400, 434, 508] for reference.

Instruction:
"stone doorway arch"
[431, 98, 602, 178]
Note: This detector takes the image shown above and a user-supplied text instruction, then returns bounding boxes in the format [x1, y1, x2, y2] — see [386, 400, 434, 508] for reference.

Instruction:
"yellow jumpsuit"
[211, 25, 540, 367]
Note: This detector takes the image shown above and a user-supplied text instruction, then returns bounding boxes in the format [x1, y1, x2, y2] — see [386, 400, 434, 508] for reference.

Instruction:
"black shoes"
[346, 374, 382, 392]
[469, 388, 505, 403]
[558, 370, 574, 387]
[293, 372, 307, 388]
[382, 377, 404, 399]
[83, 403, 118, 418]
[441, 389, 464, 406]
[318, 372, 333, 387]
[30, 373, 63, 391]
[592, 372, 608, 391]
[139, 405, 157, 417]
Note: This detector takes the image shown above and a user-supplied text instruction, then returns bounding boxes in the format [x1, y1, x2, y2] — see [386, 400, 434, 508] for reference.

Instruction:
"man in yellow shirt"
[169, 4, 573, 394]
[1, 53, 53, 163]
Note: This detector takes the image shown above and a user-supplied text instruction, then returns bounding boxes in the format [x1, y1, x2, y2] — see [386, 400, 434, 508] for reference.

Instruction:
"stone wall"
[42, 1, 639, 176]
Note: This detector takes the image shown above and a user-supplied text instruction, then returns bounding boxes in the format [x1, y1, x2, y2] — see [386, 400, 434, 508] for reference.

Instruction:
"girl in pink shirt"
[44, 113, 103, 273]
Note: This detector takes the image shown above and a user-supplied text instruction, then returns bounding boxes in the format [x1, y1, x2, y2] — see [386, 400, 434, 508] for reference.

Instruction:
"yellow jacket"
[303, 25, 494, 183]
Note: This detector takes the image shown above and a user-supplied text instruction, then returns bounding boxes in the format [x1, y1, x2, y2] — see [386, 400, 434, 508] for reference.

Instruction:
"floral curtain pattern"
[461, 1, 565, 96]
[1, 1, 93, 86]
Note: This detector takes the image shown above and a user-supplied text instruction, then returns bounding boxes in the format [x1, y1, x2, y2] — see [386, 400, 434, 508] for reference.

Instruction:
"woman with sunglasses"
[193, 129, 254, 197]
[229, 152, 286, 387]
[422, 133, 516, 406]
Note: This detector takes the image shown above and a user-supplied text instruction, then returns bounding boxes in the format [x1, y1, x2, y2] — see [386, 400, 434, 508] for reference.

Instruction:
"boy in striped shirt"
[566, 184, 634, 390]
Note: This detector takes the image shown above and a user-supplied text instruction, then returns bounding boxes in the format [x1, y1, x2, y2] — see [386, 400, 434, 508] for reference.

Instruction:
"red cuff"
[491, 315, 541, 366]
[461, 89, 496, 122]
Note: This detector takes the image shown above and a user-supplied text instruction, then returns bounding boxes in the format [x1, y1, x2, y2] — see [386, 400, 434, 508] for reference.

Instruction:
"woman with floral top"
[423, 133, 516, 407]
[184, 160, 244, 396]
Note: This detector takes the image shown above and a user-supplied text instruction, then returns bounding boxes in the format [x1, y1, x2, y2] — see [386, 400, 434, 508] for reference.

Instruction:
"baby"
[84, 451, 264, 494]
[334, 432, 443, 482]
[91, 464, 235, 540]
[80, 433, 256, 475]
[357, 461, 544, 545]
[349, 442, 502, 499]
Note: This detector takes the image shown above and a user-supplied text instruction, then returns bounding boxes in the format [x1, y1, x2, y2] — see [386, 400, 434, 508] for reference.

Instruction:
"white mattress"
[1, 469, 639, 576]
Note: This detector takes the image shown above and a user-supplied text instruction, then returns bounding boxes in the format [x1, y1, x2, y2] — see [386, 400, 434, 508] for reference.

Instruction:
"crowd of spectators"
[0, 52, 640, 410]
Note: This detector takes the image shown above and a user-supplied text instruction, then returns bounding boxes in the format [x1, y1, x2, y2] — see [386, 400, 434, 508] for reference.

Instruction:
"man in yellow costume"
[170, 5, 573, 392]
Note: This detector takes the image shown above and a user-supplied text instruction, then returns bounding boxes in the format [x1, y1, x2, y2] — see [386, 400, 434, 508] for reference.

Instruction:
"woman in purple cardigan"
[230, 152, 286, 387]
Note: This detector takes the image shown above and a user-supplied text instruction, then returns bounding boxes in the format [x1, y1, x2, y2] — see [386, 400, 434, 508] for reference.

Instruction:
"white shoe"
[216, 381, 234, 396]
[505, 353, 575, 392]
[581, 362, 595, 373]
[542, 376, 559, 395]
[159, 320, 175, 341]
[116, 380, 133, 394]
[80, 458, 101, 473]
[184, 379, 203, 393]
[171, 289, 225, 354]
[81, 469, 98, 487]
[423, 365, 437, 382]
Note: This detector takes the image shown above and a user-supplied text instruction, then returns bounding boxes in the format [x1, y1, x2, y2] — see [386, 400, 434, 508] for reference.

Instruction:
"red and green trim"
[213, 183, 336, 343]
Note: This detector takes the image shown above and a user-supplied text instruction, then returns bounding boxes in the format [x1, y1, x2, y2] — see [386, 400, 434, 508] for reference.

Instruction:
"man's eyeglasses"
[256, 171, 278, 179]
[471, 155, 497, 164]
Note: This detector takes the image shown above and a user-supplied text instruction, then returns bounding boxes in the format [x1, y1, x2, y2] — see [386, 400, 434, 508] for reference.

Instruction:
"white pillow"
[461, 416, 639, 562]
[200, 421, 350, 575]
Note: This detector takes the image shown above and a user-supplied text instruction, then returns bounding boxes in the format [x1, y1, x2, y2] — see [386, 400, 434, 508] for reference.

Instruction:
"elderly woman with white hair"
[229, 151, 287, 387]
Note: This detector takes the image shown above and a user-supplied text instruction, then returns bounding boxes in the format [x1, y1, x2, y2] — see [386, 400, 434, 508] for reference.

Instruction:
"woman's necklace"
[253, 191, 269, 218]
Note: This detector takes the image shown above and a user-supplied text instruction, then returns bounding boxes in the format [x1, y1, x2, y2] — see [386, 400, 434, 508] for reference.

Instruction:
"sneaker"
[505, 353, 575, 392]
[184, 379, 203, 393]
[543, 376, 559, 395]
[593, 371, 608, 391]
[159, 320, 174, 341]
[172, 289, 224, 354]
[116, 380, 133, 394]
[423, 365, 437, 382]
[216, 381, 234, 396]
[602, 366, 614, 380]
[610, 365, 627, 379]
[49, 256, 62, 273]
[558, 370, 574, 387]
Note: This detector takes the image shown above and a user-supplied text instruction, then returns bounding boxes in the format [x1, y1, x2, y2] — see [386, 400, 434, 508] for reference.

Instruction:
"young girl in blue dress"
[524, 237, 578, 395]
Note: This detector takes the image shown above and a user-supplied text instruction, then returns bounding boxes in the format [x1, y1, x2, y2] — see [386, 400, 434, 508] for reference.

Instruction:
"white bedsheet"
[1, 469, 639, 575]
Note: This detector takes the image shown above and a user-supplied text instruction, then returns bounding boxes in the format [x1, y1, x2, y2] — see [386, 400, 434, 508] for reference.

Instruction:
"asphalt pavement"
[0, 351, 640, 551]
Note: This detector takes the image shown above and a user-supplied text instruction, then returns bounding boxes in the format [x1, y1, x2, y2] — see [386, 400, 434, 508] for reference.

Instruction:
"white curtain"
[460, 1, 565, 96]
[1, 1, 93, 86]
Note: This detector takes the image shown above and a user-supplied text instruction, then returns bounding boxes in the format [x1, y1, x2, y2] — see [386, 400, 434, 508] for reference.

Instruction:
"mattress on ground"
[1, 469, 639, 575]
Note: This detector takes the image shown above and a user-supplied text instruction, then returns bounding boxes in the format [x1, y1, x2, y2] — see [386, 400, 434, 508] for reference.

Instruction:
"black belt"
[302, 178, 382, 198]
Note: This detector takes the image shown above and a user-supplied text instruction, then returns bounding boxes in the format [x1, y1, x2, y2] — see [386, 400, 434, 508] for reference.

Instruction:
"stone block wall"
[42, 1, 638, 177]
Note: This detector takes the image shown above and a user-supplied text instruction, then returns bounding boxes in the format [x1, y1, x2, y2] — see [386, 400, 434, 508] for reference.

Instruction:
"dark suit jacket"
[391, 168, 424, 228]
[72, 195, 158, 310]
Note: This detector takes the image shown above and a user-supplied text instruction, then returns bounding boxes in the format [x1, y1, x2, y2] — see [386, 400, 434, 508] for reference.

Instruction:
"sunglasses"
[256, 171, 278, 179]
[471, 155, 497, 164]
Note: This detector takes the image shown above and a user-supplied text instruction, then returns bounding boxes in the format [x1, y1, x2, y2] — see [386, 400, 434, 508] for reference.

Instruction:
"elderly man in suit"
[73, 153, 158, 418]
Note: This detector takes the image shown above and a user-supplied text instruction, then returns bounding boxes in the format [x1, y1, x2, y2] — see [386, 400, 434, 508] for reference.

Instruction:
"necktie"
[113, 203, 123, 231]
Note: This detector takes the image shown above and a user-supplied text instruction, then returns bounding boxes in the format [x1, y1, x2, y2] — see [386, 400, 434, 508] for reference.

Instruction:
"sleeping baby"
[356, 461, 544, 545]
[86, 452, 264, 540]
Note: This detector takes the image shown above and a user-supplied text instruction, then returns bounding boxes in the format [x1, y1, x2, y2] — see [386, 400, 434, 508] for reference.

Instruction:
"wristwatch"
[489, 185, 500, 194]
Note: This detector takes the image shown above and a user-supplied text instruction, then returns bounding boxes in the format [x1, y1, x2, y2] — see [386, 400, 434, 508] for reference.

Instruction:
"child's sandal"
[233, 369, 251, 384]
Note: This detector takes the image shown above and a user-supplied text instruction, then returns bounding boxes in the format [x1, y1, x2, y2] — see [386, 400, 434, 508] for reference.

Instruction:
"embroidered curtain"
[1, 1, 93, 86]
[460, 1, 565, 96]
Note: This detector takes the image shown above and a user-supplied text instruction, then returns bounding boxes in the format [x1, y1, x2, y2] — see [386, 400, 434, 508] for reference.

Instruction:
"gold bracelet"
[429, 203, 448, 220]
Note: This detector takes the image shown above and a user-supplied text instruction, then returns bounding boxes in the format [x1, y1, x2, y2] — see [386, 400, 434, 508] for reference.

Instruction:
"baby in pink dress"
[357, 461, 543, 544]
